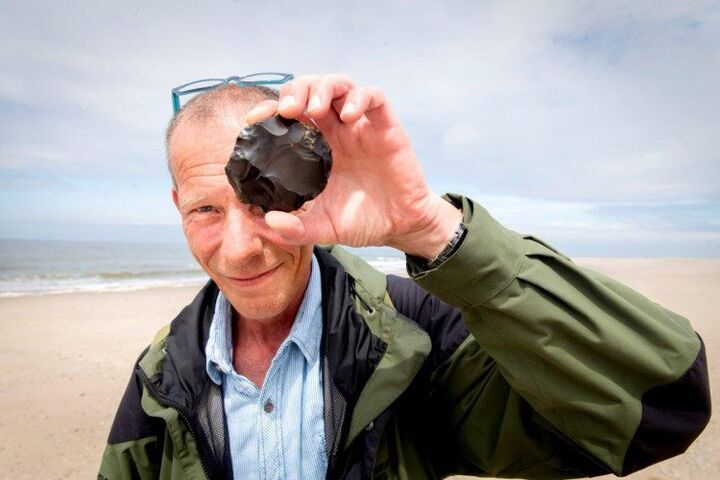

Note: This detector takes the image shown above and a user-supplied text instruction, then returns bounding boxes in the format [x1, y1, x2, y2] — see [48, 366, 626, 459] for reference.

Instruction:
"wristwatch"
[406, 217, 467, 271]
[425, 220, 467, 269]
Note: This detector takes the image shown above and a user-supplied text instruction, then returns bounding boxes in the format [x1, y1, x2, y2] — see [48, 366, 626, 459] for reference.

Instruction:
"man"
[100, 74, 710, 480]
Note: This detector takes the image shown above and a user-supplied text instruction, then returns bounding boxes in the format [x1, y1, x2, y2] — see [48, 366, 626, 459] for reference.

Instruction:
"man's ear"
[172, 187, 180, 212]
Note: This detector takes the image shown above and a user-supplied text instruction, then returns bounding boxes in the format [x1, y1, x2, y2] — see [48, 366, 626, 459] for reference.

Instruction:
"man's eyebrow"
[179, 192, 213, 211]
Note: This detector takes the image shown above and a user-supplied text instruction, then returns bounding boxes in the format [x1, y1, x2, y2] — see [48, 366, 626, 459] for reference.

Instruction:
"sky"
[0, 0, 718, 257]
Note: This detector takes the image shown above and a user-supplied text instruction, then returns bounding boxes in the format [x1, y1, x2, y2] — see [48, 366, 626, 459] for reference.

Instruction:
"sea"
[0, 239, 407, 297]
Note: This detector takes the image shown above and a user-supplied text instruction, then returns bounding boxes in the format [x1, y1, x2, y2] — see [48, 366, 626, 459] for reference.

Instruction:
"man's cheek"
[185, 222, 222, 262]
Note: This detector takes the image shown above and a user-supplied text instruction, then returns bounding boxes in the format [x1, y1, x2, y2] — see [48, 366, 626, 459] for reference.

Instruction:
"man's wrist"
[425, 221, 467, 268]
[392, 195, 464, 260]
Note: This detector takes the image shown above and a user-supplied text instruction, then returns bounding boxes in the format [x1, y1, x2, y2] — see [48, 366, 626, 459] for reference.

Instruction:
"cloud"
[591, 199, 720, 233]
[0, 0, 718, 254]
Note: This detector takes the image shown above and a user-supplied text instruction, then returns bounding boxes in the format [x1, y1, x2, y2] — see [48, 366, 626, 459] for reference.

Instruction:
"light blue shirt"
[205, 255, 327, 480]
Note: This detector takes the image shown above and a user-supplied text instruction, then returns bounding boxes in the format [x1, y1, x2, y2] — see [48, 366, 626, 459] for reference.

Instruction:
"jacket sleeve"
[98, 350, 164, 480]
[408, 194, 711, 478]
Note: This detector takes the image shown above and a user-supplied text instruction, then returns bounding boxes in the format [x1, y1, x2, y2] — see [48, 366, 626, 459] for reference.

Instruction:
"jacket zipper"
[322, 332, 354, 480]
[136, 367, 215, 480]
[328, 425, 353, 480]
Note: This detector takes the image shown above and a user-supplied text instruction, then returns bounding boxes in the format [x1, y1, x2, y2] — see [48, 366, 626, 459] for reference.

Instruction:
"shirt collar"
[205, 254, 323, 385]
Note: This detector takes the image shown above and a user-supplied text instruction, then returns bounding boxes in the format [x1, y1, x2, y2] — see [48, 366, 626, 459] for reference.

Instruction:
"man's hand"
[245, 74, 462, 260]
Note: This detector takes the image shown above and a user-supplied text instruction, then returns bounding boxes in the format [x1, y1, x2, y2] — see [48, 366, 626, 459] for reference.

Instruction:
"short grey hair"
[165, 84, 279, 187]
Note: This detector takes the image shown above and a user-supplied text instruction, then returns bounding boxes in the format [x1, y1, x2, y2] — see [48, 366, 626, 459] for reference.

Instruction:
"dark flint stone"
[225, 115, 332, 212]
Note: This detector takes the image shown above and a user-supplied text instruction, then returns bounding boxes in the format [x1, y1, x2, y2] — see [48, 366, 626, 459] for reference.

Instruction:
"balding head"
[165, 84, 278, 187]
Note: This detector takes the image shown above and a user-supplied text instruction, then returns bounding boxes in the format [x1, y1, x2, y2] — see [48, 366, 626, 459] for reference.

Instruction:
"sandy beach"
[0, 259, 717, 479]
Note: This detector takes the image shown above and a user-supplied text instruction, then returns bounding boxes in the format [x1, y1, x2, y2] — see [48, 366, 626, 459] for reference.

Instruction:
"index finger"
[245, 99, 279, 125]
[245, 98, 320, 131]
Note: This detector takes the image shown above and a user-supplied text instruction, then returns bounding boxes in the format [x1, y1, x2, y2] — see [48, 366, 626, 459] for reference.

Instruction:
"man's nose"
[219, 204, 264, 264]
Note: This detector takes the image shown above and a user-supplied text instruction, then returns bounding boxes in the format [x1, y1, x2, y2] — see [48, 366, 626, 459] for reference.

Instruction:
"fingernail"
[343, 102, 357, 116]
[308, 95, 321, 111]
[279, 95, 296, 111]
[245, 107, 261, 123]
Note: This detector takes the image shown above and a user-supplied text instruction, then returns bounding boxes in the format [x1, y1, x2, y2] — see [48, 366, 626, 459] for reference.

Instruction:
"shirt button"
[263, 400, 274, 413]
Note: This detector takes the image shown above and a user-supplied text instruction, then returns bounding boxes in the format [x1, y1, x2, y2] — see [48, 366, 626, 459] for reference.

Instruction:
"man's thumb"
[265, 211, 308, 244]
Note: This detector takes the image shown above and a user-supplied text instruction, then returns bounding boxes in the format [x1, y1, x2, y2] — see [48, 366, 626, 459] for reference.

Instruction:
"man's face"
[170, 108, 313, 323]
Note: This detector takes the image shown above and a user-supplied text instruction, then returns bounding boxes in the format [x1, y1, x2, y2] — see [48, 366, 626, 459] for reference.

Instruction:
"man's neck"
[233, 308, 296, 354]
[231, 308, 297, 388]
[230, 268, 311, 387]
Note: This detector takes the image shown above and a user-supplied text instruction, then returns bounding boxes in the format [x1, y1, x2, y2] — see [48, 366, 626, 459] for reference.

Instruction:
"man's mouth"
[226, 264, 280, 284]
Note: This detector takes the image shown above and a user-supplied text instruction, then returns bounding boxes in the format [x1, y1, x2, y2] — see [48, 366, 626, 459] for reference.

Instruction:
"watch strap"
[425, 220, 467, 269]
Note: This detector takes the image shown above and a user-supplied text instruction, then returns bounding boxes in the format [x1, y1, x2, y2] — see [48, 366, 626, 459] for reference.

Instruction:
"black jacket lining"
[316, 249, 386, 404]
[386, 274, 470, 372]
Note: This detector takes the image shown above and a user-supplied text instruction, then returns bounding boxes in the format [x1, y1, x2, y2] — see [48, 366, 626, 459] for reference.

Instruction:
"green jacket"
[100, 195, 710, 479]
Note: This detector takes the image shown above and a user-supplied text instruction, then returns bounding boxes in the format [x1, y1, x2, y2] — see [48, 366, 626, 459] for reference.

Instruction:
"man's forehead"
[173, 153, 231, 194]
[170, 108, 249, 181]
[176, 106, 248, 143]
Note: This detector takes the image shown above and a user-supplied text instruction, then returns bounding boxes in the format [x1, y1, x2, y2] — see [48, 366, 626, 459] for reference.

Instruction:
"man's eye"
[194, 205, 216, 214]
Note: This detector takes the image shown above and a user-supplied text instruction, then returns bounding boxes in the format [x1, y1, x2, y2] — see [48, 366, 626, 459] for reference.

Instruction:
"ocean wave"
[97, 268, 204, 280]
[0, 268, 204, 282]
[0, 271, 209, 297]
